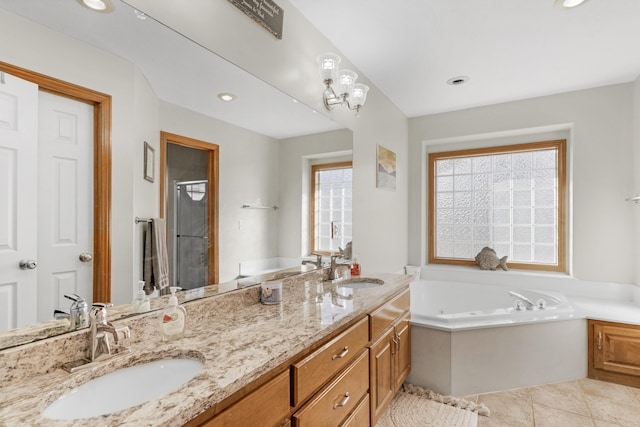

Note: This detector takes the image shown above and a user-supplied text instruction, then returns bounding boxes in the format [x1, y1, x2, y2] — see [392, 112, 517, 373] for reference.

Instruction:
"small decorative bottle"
[161, 287, 186, 342]
[350, 255, 361, 276]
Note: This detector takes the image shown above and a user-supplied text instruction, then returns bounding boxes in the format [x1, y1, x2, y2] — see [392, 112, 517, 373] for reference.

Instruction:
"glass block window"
[311, 162, 353, 254]
[428, 140, 566, 272]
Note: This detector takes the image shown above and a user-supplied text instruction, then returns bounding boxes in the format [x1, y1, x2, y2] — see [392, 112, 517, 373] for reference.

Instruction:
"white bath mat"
[376, 383, 490, 427]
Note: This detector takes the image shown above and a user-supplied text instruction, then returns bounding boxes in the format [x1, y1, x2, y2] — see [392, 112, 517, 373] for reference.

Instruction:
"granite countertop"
[0, 271, 410, 426]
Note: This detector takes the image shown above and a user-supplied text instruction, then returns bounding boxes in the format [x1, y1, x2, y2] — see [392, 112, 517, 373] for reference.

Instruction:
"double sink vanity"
[0, 269, 411, 426]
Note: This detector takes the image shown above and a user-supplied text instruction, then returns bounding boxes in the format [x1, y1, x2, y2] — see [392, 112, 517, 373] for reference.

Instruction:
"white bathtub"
[410, 280, 575, 330]
[407, 279, 586, 396]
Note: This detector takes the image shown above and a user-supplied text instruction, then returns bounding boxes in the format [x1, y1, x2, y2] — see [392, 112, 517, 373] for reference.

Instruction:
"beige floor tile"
[628, 385, 640, 404]
[578, 378, 639, 407]
[531, 380, 590, 417]
[476, 388, 533, 427]
[532, 402, 595, 427]
[593, 420, 628, 427]
[478, 416, 528, 427]
[584, 395, 640, 427]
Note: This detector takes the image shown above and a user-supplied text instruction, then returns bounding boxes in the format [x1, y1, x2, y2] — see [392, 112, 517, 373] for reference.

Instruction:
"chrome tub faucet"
[302, 253, 323, 269]
[509, 291, 536, 310]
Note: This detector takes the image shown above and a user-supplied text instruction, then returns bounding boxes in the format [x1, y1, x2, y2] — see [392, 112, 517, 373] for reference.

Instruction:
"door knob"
[79, 253, 93, 262]
[19, 259, 37, 270]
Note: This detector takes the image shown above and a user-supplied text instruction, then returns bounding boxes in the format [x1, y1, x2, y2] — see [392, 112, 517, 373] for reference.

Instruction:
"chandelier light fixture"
[317, 52, 369, 115]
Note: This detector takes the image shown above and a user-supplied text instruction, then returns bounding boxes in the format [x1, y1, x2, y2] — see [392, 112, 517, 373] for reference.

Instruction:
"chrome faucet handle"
[91, 303, 113, 325]
[116, 325, 131, 340]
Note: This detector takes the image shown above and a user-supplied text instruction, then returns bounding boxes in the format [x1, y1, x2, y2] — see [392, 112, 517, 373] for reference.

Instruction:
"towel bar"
[135, 217, 153, 224]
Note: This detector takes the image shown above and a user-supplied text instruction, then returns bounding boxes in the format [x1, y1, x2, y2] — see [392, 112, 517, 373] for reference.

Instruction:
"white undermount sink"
[336, 278, 384, 289]
[43, 358, 203, 420]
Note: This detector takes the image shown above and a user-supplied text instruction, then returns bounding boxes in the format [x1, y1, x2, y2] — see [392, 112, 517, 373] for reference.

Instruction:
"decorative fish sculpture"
[474, 247, 508, 271]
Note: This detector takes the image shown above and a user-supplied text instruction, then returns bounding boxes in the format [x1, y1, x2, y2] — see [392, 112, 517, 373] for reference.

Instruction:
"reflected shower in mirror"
[168, 143, 209, 290]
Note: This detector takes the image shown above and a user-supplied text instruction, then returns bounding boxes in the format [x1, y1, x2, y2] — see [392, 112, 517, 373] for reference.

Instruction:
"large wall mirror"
[0, 0, 352, 347]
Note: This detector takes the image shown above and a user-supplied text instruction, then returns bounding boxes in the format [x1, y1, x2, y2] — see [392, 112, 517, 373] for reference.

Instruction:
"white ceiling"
[4, 0, 640, 135]
[289, 0, 640, 118]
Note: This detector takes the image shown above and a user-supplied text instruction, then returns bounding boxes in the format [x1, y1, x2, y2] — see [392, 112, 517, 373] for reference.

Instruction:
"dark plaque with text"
[228, 0, 284, 39]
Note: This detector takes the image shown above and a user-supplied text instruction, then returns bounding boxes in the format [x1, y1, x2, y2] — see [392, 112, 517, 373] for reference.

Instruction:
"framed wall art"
[376, 144, 396, 191]
[144, 141, 155, 182]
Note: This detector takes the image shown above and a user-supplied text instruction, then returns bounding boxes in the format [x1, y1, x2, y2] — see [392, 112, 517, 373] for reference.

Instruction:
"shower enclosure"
[172, 180, 208, 289]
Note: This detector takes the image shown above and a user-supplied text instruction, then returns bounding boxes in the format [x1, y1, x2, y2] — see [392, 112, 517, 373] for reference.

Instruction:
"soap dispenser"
[132, 280, 150, 313]
[161, 287, 186, 342]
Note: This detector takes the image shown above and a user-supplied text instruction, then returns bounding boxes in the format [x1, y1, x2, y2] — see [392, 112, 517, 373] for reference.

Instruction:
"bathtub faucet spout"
[509, 291, 536, 310]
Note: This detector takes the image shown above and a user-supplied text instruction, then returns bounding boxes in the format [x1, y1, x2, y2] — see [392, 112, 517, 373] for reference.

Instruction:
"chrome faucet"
[54, 294, 90, 331]
[329, 254, 347, 280]
[90, 303, 130, 362]
[302, 253, 323, 268]
[509, 291, 536, 310]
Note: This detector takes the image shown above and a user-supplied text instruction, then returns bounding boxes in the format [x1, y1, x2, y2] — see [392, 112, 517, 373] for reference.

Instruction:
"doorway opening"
[160, 132, 219, 286]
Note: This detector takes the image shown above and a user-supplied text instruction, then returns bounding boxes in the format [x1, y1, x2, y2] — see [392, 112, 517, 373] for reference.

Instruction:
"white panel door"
[37, 92, 93, 322]
[0, 73, 38, 330]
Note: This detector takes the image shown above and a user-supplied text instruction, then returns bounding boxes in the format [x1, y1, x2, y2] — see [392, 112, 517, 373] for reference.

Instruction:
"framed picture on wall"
[376, 144, 396, 191]
[144, 141, 155, 182]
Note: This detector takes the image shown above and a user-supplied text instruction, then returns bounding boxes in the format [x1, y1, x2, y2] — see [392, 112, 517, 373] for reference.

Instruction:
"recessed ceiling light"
[82, 0, 106, 10]
[78, 0, 114, 13]
[554, 0, 588, 8]
[217, 93, 236, 102]
[447, 76, 470, 86]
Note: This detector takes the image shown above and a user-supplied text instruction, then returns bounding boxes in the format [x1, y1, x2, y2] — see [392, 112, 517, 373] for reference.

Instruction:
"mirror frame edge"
[0, 60, 112, 303]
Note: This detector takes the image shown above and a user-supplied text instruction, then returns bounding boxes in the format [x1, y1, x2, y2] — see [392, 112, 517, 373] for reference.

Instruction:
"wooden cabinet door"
[593, 322, 640, 376]
[369, 327, 395, 425]
[588, 320, 640, 388]
[394, 315, 411, 391]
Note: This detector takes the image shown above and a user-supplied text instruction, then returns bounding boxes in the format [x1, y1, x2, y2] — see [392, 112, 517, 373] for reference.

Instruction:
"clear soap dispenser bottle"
[132, 280, 150, 313]
[161, 287, 186, 342]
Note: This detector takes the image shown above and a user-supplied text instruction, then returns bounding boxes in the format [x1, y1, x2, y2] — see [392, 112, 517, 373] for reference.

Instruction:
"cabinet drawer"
[202, 371, 290, 427]
[340, 393, 370, 427]
[292, 317, 369, 406]
[293, 350, 369, 427]
[370, 289, 410, 340]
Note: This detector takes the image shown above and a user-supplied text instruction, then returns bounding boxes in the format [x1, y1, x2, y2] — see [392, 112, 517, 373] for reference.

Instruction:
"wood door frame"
[0, 61, 112, 302]
[159, 131, 219, 284]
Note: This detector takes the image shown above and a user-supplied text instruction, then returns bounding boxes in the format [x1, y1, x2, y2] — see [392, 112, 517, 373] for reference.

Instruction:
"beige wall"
[409, 84, 635, 284]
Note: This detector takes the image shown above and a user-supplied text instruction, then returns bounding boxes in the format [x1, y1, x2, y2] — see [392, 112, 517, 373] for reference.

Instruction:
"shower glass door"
[173, 180, 208, 289]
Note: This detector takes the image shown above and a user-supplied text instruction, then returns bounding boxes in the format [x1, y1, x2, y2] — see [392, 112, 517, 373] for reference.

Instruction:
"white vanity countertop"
[0, 272, 410, 427]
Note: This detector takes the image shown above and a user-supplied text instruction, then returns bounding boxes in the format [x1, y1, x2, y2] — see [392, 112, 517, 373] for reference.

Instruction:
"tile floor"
[463, 378, 640, 427]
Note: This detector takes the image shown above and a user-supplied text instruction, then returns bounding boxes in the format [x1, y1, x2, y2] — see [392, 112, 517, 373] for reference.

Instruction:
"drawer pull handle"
[332, 346, 349, 360]
[333, 392, 350, 409]
[597, 331, 603, 350]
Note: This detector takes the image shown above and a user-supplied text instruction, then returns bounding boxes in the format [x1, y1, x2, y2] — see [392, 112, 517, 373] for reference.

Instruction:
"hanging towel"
[143, 218, 170, 294]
